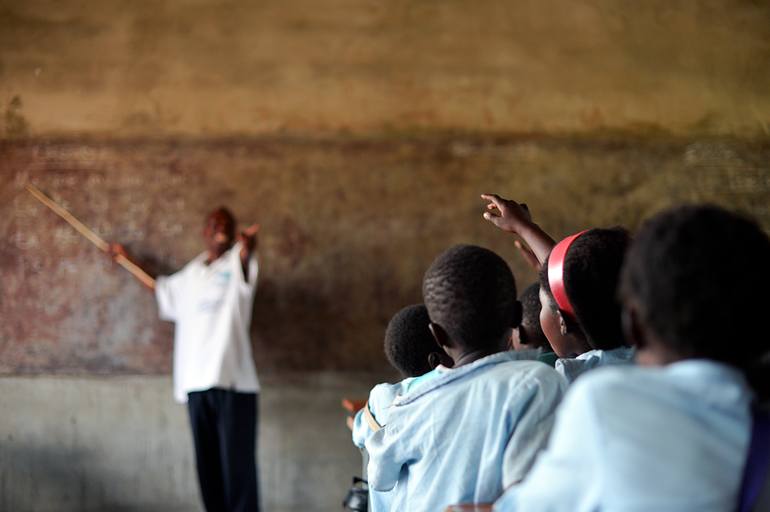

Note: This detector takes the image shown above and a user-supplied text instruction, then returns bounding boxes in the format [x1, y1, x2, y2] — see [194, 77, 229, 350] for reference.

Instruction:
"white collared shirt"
[155, 243, 259, 402]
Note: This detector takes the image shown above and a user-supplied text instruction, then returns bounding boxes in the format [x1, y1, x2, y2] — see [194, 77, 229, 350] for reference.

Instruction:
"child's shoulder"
[487, 357, 567, 393]
[369, 379, 412, 404]
[496, 355, 563, 377]
[564, 364, 667, 411]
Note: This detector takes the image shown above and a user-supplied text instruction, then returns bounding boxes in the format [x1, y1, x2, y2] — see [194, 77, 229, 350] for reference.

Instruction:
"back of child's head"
[517, 283, 551, 350]
[620, 204, 770, 374]
[423, 244, 518, 351]
[384, 304, 440, 378]
[539, 227, 630, 350]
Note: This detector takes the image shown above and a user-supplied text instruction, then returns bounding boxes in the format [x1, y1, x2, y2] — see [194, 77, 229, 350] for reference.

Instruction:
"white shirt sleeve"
[154, 270, 187, 322]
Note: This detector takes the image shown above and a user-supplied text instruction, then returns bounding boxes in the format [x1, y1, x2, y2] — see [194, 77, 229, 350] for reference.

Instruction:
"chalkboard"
[1, 137, 769, 374]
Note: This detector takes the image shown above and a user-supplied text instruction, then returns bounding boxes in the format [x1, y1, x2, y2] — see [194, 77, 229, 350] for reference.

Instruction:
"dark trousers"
[187, 388, 260, 512]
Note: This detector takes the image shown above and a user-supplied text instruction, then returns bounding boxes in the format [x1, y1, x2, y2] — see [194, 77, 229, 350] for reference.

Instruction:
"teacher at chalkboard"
[109, 207, 261, 512]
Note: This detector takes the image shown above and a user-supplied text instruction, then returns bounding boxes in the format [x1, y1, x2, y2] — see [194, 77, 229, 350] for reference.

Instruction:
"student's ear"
[556, 309, 570, 336]
[427, 351, 454, 370]
[428, 322, 451, 350]
[509, 327, 520, 350]
[511, 300, 523, 328]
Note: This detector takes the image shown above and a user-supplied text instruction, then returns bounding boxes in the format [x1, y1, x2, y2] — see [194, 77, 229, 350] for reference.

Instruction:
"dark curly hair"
[384, 304, 437, 378]
[423, 245, 518, 350]
[539, 227, 630, 350]
[620, 204, 770, 373]
[519, 283, 550, 350]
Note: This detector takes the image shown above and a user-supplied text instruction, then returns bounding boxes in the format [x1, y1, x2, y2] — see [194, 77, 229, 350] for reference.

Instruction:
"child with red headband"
[481, 193, 634, 383]
[493, 204, 770, 511]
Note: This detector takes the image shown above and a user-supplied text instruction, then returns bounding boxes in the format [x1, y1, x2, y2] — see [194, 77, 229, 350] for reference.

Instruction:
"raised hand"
[481, 193, 532, 234]
[481, 193, 556, 265]
[238, 224, 260, 254]
[106, 242, 155, 290]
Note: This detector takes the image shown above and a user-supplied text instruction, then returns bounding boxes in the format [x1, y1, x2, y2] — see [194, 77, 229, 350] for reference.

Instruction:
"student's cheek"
[540, 307, 569, 357]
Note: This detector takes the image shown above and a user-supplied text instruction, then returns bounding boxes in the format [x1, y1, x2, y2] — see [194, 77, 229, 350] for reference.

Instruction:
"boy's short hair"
[539, 227, 630, 350]
[423, 245, 517, 350]
[207, 206, 236, 223]
[519, 283, 550, 350]
[384, 304, 436, 378]
[621, 204, 770, 367]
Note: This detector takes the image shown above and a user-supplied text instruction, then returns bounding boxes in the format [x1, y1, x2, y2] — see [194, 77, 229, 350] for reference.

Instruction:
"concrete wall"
[0, 372, 389, 512]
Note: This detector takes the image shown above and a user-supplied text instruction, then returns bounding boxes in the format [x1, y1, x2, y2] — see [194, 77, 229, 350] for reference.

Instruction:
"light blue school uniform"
[494, 360, 753, 512]
[555, 346, 635, 383]
[351, 368, 444, 512]
[352, 380, 410, 449]
[352, 368, 446, 448]
[366, 352, 567, 512]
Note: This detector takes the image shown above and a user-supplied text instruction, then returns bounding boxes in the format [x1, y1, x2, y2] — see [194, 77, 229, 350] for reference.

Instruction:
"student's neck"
[205, 248, 228, 265]
[451, 347, 501, 368]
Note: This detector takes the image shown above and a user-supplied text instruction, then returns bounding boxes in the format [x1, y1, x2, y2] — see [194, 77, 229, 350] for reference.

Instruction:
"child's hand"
[341, 398, 367, 413]
[238, 224, 260, 253]
[481, 194, 532, 234]
[346, 416, 354, 431]
[108, 242, 128, 262]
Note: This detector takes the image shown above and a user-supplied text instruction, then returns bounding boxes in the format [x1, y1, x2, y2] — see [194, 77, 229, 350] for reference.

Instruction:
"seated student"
[366, 245, 567, 511]
[510, 283, 558, 367]
[482, 193, 634, 382]
[351, 303, 451, 448]
[494, 204, 770, 512]
[351, 303, 452, 512]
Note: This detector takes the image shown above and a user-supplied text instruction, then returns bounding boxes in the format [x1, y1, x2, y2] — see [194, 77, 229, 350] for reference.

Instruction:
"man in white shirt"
[111, 207, 260, 512]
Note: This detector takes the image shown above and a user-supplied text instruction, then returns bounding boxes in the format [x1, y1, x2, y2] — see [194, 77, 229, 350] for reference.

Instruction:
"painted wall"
[2, 0, 769, 138]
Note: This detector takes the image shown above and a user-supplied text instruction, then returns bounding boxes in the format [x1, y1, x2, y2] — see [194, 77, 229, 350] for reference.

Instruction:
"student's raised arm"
[107, 243, 156, 291]
[481, 194, 556, 266]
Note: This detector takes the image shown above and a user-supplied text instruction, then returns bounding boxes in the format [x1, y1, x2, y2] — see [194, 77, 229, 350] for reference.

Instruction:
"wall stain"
[4, 95, 28, 138]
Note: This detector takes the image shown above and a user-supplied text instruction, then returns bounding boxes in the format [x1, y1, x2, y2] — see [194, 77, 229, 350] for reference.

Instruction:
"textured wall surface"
[2, 136, 769, 373]
[2, 0, 770, 138]
[0, 372, 384, 512]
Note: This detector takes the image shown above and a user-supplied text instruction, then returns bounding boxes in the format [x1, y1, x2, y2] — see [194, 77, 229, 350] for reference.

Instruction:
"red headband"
[547, 230, 588, 320]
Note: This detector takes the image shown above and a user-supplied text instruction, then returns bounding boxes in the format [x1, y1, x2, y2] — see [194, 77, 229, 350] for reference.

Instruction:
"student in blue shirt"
[351, 303, 451, 447]
[351, 303, 452, 512]
[366, 245, 567, 511]
[482, 194, 634, 382]
[495, 204, 770, 512]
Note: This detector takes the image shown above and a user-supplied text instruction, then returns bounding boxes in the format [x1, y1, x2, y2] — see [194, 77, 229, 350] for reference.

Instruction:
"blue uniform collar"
[393, 351, 526, 406]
